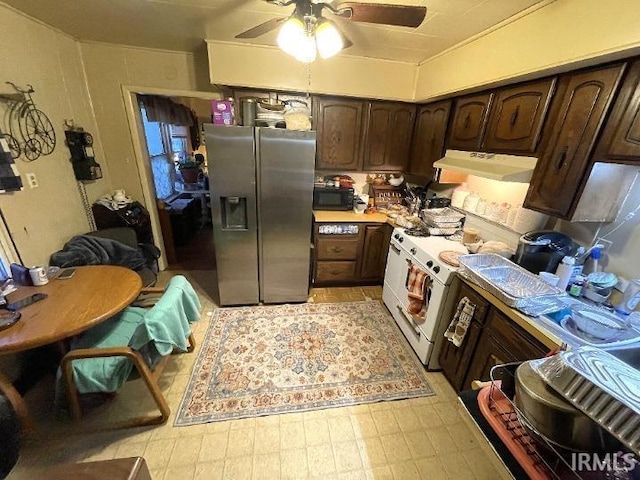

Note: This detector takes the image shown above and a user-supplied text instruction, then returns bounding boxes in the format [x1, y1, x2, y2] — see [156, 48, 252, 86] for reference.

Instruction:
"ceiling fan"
[235, 0, 427, 62]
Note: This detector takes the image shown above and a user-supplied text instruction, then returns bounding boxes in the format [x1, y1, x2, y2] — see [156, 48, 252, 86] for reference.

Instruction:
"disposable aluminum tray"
[457, 253, 566, 314]
[530, 348, 640, 455]
[420, 207, 465, 224]
[426, 225, 459, 236]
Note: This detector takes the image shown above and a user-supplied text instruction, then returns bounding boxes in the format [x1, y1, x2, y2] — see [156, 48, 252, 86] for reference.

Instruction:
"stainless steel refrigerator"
[205, 124, 316, 306]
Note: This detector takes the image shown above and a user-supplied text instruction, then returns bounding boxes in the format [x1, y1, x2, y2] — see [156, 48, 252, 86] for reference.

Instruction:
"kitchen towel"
[444, 296, 476, 347]
[406, 264, 431, 324]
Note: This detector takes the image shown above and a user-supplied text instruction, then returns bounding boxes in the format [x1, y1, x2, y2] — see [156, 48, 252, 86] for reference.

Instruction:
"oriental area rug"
[175, 301, 433, 426]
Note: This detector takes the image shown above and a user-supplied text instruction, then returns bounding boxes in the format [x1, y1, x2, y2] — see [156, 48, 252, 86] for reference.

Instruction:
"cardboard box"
[212, 100, 234, 125]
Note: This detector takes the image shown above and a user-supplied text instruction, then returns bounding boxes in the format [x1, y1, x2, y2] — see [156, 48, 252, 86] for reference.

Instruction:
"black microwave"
[313, 186, 355, 210]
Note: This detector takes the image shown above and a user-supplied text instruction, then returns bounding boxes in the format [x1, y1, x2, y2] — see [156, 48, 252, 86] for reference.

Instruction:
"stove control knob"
[427, 261, 433, 268]
[398, 237, 404, 243]
[410, 248, 417, 255]
[393, 234, 400, 240]
[433, 266, 440, 274]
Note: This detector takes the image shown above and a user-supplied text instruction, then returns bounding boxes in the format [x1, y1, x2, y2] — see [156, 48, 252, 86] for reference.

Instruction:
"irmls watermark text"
[571, 452, 638, 472]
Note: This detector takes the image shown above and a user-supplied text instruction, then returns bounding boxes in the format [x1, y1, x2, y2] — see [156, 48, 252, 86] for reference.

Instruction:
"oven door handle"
[405, 261, 412, 288]
[396, 305, 421, 337]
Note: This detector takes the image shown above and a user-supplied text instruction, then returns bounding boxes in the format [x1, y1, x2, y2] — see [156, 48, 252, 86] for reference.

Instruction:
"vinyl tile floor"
[8, 275, 510, 480]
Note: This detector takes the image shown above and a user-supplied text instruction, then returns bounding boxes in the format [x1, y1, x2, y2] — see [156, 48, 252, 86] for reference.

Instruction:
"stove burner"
[404, 226, 430, 237]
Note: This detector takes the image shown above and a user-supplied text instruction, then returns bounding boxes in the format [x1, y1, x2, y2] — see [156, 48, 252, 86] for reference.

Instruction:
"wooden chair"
[60, 276, 200, 429]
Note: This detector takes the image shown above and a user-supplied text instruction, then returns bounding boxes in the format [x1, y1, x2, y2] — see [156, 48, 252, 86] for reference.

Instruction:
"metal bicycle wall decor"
[0, 82, 56, 161]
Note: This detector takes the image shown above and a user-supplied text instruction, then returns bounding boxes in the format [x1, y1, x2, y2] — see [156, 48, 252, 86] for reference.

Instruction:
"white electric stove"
[383, 227, 468, 369]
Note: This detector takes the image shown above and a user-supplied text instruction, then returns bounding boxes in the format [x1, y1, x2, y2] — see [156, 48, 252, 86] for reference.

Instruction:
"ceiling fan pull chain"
[306, 63, 312, 99]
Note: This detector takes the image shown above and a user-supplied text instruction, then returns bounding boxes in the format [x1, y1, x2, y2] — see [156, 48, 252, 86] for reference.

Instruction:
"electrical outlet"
[25, 173, 38, 189]
[596, 238, 613, 254]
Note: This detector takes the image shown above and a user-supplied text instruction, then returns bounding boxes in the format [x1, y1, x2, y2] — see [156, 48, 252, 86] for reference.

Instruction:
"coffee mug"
[29, 266, 49, 286]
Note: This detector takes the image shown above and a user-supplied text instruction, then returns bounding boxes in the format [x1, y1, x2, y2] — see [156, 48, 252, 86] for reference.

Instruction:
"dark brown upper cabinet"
[482, 78, 556, 154]
[446, 93, 493, 151]
[408, 100, 452, 180]
[314, 96, 365, 171]
[593, 59, 640, 164]
[363, 102, 416, 172]
[524, 63, 626, 219]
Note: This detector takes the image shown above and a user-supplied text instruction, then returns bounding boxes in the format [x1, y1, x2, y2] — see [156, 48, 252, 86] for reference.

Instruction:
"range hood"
[433, 150, 538, 183]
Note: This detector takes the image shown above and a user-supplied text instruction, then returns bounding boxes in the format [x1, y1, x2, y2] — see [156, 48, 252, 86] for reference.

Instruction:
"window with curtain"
[141, 106, 175, 200]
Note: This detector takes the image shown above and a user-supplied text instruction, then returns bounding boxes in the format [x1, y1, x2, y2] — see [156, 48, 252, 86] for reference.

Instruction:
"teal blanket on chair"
[66, 275, 201, 394]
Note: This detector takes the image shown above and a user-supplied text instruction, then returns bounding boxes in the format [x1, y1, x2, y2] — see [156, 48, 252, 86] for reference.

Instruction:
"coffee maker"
[514, 230, 579, 274]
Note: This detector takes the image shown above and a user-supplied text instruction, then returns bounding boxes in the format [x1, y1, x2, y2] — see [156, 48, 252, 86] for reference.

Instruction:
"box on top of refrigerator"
[212, 100, 234, 125]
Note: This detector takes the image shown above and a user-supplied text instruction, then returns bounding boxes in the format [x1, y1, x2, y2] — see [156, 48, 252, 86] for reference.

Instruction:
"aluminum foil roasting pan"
[530, 347, 640, 455]
[457, 253, 566, 315]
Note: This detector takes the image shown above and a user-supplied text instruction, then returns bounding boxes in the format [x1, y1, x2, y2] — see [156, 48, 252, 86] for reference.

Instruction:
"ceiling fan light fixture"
[277, 16, 305, 57]
[315, 19, 343, 59]
[295, 33, 317, 63]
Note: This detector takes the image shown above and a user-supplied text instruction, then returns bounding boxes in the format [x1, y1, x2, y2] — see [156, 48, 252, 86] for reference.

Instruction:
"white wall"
[555, 173, 640, 283]
[415, 0, 640, 100]
[207, 41, 417, 102]
[0, 4, 109, 266]
[79, 42, 217, 204]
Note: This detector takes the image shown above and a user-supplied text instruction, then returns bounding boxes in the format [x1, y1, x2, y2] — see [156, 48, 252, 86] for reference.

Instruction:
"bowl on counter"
[570, 306, 628, 340]
[388, 176, 404, 186]
[581, 285, 611, 304]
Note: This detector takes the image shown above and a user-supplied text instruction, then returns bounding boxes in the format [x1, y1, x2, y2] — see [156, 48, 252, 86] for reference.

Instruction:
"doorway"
[123, 87, 221, 300]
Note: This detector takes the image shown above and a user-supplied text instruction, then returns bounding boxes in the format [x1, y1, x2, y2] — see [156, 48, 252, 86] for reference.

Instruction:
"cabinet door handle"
[330, 246, 343, 253]
[556, 147, 568, 171]
[330, 270, 342, 276]
[510, 106, 520, 126]
[463, 114, 471, 130]
[396, 305, 421, 337]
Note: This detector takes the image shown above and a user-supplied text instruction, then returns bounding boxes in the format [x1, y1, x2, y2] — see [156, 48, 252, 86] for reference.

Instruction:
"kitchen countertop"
[461, 277, 564, 350]
[313, 210, 391, 223]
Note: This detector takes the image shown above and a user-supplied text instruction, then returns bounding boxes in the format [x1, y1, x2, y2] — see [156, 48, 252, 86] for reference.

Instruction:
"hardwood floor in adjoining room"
[8, 276, 509, 480]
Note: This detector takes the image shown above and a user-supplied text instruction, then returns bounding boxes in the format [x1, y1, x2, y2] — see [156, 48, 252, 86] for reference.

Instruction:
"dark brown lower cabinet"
[439, 282, 489, 391]
[440, 281, 549, 392]
[359, 224, 392, 281]
[313, 222, 392, 286]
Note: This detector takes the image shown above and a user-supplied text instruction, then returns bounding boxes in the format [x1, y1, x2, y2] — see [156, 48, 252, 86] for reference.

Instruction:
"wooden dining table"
[0, 265, 142, 425]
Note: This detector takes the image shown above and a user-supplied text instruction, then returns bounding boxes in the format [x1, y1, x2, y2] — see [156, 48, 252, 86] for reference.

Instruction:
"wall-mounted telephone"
[65, 127, 102, 181]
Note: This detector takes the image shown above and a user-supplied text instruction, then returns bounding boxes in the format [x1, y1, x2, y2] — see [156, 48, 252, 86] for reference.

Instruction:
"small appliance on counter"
[424, 196, 451, 209]
[312, 184, 354, 211]
[514, 230, 579, 274]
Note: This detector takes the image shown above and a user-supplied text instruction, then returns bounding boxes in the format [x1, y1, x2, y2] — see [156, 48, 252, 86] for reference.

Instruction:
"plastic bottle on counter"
[570, 246, 586, 284]
[451, 183, 470, 208]
[569, 275, 586, 297]
[555, 256, 576, 291]
[588, 246, 603, 274]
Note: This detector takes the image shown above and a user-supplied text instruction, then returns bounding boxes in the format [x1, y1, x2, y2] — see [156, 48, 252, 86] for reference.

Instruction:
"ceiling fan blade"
[333, 3, 427, 28]
[235, 17, 288, 39]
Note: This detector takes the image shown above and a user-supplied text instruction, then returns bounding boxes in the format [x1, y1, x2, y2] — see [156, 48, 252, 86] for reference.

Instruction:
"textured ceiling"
[4, 0, 543, 64]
